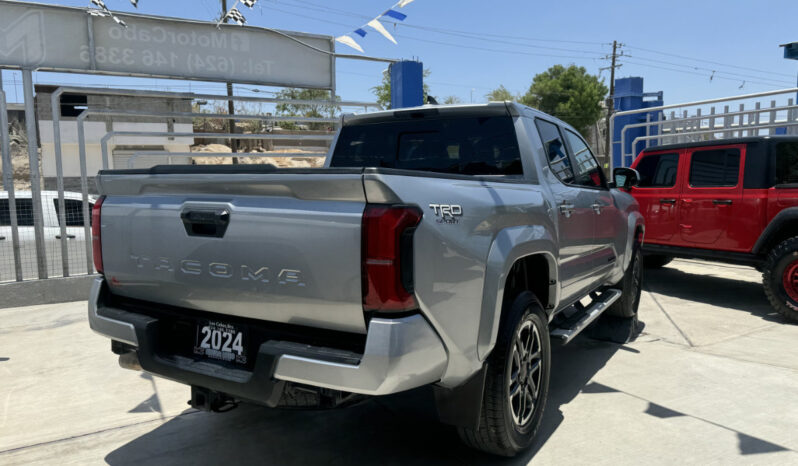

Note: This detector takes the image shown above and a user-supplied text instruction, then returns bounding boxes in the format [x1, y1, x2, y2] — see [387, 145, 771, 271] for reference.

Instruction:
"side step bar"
[550, 289, 622, 344]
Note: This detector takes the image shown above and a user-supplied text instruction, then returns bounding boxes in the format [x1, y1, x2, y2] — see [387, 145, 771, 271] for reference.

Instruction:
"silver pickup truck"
[88, 102, 644, 456]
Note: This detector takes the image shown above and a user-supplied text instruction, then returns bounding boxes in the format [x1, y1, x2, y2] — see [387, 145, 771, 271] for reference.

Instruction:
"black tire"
[457, 292, 551, 457]
[607, 246, 643, 319]
[762, 237, 798, 323]
[644, 254, 672, 269]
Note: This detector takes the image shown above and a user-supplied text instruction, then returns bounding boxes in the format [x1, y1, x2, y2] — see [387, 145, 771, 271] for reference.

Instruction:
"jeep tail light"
[92, 196, 105, 275]
[362, 205, 422, 312]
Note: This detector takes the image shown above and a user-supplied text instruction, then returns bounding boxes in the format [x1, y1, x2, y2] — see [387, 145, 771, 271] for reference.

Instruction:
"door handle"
[558, 203, 575, 218]
[659, 198, 676, 205]
[713, 199, 733, 205]
[591, 203, 603, 214]
[55, 234, 76, 239]
[0, 236, 5, 240]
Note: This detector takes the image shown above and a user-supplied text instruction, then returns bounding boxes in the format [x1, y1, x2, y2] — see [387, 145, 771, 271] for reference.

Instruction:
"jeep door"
[629, 151, 682, 244]
[679, 145, 745, 248]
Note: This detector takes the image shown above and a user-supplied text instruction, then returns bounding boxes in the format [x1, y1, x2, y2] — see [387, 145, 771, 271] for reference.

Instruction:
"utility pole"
[221, 0, 239, 163]
[602, 40, 623, 164]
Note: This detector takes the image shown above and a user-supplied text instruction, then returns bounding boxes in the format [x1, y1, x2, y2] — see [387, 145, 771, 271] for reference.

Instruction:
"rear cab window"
[330, 115, 523, 177]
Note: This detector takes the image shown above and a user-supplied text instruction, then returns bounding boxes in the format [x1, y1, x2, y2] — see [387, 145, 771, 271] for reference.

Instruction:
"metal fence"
[610, 88, 798, 166]
[0, 81, 381, 283]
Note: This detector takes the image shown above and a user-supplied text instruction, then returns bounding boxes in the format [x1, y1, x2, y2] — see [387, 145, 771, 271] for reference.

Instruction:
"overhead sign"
[0, 0, 334, 89]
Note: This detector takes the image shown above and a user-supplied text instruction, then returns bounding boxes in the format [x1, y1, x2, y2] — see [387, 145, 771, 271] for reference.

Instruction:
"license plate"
[194, 320, 247, 365]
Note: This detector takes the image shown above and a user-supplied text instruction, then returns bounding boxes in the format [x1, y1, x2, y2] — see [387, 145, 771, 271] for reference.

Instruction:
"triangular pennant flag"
[354, 28, 367, 38]
[383, 9, 407, 21]
[367, 19, 397, 44]
[397, 0, 414, 7]
[335, 35, 364, 53]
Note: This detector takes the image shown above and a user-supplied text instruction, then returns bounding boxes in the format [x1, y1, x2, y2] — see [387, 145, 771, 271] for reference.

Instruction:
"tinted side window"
[0, 199, 35, 226]
[53, 199, 88, 227]
[689, 149, 740, 187]
[775, 142, 798, 185]
[564, 129, 603, 188]
[534, 119, 575, 184]
[636, 153, 679, 187]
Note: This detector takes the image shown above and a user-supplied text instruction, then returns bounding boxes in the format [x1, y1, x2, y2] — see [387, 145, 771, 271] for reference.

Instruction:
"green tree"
[485, 85, 518, 102]
[371, 68, 432, 109]
[274, 88, 340, 130]
[520, 65, 608, 135]
[443, 95, 462, 105]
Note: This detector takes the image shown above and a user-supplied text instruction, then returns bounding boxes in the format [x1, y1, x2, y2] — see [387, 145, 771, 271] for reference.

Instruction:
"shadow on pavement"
[645, 266, 779, 322]
[105, 336, 623, 465]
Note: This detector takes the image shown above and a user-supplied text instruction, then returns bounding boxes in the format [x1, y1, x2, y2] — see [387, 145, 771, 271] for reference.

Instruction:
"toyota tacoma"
[88, 103, 644, 456]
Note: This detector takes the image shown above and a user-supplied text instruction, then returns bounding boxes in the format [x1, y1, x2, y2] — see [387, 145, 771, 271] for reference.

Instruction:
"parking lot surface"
[1, 259, 797, 465]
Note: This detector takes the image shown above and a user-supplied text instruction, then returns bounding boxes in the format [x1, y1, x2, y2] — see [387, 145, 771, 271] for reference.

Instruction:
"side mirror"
[612, 167, 640, 190]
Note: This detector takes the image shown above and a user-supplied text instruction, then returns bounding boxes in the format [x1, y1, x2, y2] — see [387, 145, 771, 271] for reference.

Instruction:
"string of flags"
[88, 0, 127, 27]
[335, 0, 416, 53]
[217, 0, 259, 27]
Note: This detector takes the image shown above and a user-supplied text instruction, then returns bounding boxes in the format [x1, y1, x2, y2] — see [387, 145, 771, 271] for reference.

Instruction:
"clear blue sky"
[2, 0, 797, 106]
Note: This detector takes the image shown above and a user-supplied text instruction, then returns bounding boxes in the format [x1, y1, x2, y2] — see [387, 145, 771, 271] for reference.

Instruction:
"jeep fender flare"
[753, 207, 798, 255]
[476, 225, 558, 361]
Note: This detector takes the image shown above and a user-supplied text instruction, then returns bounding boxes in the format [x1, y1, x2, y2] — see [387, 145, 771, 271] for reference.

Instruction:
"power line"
[625, 55, 795, 87]
[625, 44, 796, 79]
[618, 60, 787, 89]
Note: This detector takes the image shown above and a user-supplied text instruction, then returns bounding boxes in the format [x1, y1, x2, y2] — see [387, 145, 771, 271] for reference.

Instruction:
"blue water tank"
[612, 77, 664, 167]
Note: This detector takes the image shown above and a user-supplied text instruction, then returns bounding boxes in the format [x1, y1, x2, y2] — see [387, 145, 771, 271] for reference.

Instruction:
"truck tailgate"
[97, 169, 367, 334]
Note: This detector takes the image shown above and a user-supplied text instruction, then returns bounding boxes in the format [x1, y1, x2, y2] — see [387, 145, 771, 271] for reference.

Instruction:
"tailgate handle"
[181, 208, 230, 238]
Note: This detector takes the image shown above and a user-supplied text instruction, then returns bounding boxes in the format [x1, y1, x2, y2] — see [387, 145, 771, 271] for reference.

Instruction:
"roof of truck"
[640, 135, 798, 153]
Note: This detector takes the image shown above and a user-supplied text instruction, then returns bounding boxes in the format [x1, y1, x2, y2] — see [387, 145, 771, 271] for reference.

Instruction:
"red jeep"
[627, 136, 798, 322]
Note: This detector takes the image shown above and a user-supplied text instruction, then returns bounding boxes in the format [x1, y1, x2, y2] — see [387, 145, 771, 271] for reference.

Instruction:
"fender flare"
[476, 225, 558, 361]
[623, 211, 645, 271]
[752, 207, 798, 255]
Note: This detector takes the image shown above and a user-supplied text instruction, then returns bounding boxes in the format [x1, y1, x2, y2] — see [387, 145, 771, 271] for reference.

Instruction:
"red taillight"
[92, 196, 105, 274]
[362, 205, 422, 312]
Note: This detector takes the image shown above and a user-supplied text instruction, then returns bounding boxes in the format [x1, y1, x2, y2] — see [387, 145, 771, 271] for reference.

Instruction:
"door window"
[636, 153, 679, 187]
[775, 142, 798, 185]
[689, 148, 740, 187]
[564, 129, 604, 188]
[53, 199, 89, 227]
[0, 199, 35, 226]
[534, 119, 575, 184]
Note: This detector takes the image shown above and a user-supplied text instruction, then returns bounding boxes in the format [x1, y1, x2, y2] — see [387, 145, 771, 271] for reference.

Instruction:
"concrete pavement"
[1, 259, 797, 465]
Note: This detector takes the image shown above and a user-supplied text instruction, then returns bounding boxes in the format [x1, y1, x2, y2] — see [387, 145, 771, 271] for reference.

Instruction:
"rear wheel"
[644, 254, 672, 269]
[458, 292, 550, 457]
[762, 237, 798, 323]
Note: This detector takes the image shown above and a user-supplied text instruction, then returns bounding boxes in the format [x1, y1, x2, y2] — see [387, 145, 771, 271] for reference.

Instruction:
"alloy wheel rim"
[782, 260, 798, 302]
[508, 318, 542, 428]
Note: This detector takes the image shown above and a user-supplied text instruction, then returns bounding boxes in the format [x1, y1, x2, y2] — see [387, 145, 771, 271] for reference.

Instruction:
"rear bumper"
[88, 278, 448, 398]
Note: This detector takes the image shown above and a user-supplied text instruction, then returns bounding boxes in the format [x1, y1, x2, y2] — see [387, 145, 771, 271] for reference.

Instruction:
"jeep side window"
[564, 129, 604, 188]
[689, 148, 741, 187]
[534, 119, 575, 184]
[775, 142, 798, 185]
[0, 199, 35, 226]
[636, 153, 679, 187]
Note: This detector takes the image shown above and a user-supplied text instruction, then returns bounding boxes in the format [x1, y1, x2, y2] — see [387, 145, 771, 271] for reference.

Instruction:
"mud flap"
[433, 363, 487, 429]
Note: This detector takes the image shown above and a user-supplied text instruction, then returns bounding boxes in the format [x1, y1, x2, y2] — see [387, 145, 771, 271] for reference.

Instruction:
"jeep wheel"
[457, 292, 550, 457]
[644, 254, 672, 269]
[762, 237, 798, 323]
